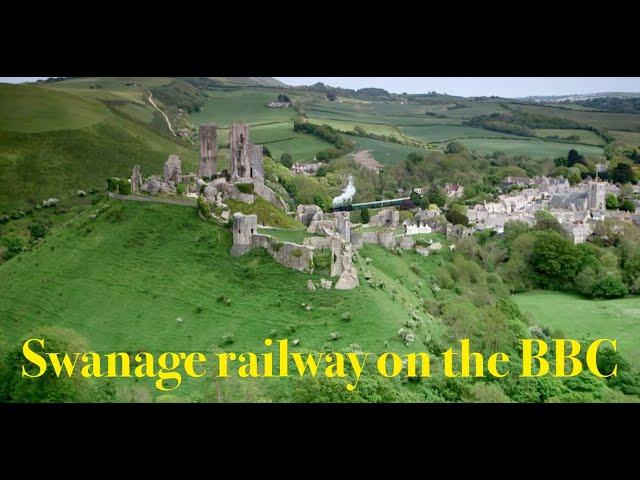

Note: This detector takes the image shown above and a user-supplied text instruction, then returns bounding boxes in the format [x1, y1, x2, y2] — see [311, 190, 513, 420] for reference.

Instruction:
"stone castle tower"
[588, 181, 606, 211]
[231, 212, 257, 256]
[230, 123, 251, 182]
[199, 124, 217, 178]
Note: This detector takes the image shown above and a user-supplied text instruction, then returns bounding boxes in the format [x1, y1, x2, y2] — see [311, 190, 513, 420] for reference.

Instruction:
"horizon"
[1, 77, 640, 98]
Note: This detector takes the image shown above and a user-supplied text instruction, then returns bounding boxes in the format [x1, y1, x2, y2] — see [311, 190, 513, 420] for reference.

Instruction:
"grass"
[0, 84, 112, 133]
[190, 89, 297, 127]
[352, 137, 429, 166]
[533, 128, 605, 146]
[458, 137, 604, 160]
[512, 103, 640, 131]
[514, 291, 640, 369]
[249, 122, 334, 163]
[226, 197, 301, 228]
[0, 201, 447, 400]
[257, 227, 313, 244]
[306, 117, 403, 138]
[610, 130, 640, 147]
[402, 125, 522, 143]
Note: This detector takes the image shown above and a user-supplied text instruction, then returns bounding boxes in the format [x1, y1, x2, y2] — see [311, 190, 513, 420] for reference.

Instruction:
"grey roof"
[549, 192, 588, 210]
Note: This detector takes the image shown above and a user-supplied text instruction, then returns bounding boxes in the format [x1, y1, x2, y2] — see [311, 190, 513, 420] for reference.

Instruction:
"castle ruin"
[199, 124, 217, 178]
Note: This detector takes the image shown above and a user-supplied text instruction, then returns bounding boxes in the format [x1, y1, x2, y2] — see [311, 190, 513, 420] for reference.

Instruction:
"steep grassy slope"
[0, 201, 447, 400]
[0, 84, 111, 132]
[0, 84, 197, 210]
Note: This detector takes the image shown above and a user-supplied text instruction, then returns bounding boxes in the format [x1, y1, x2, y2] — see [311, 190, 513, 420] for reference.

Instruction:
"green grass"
[402, 125, 522, 143]
[0, 201, 446, 400]
[306, 117, 403, 138]
[458, 137, 604, 160]
[514, 291, 640, 369]
[248, 122, 334, 163]
[352, 137, 428, 166]
[226, 197, 301, 228]
[438, 102, 510, 119]
[257, 227, 313, 244]
[0, 84, 112, 133]
[533, 129, 605, 146]
[190, 89, 297, 127]
[512, 103, 640, 131]
[610, 130, 640, 147]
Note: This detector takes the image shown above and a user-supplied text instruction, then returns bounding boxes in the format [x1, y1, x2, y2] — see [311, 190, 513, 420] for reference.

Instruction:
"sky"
[3, 77, 640, 98]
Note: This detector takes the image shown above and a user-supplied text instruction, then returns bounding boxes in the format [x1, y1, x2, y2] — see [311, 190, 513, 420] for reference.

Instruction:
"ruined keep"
[230, 123, 251, 182]
[248, 143, 265, 183]
[231, 213, 257, 256]
[130, 165, 142, 193]
[199, 124, 217, 178]
[163, 155, 182, 184]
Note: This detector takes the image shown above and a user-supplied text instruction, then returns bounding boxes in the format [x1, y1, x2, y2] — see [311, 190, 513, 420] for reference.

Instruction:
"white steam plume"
[332, 175, 356, 207]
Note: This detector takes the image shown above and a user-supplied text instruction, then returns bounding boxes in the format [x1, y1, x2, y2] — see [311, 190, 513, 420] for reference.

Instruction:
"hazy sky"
[3, 77, 640, 98]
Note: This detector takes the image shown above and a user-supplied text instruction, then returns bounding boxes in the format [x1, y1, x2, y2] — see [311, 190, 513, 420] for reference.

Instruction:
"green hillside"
[0, 200, 446, 400]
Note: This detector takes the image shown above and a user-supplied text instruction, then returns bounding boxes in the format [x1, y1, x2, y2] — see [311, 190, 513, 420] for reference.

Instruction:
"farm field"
[533, 128, 605, 146]
[610, 130, 640, 146]
[352, 136, 430, 166]
[403, 124, 522, 143]
[190, 89, 297, 127]
[514, 291, 640, 369]
[438, 101, 511, 119]
[512, 103, 640, 131]
[305, 104, 462, 126]
[458, 137, 604, 159]
[306, 117, 403, 138]
[249, 121, 334, 163]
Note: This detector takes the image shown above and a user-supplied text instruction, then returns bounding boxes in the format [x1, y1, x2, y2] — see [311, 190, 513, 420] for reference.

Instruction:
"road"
[147, 91, 176, 136]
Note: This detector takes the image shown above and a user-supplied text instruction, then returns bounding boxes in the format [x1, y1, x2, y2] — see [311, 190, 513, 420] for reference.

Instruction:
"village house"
[291, 162, 322, 176]
[443, 182, 464, 199]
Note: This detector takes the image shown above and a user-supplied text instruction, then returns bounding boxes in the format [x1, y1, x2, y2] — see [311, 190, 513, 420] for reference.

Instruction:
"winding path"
[147, 91, 176, 136]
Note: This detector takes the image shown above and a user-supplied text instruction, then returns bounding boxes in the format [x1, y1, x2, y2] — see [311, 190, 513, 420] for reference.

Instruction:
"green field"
[533, 128, 605, 146]
[403, 125, 522, 143]
[353, 137, 429, 166]
[305, 104, 462, 126]
[458, 137, 604, 159]
[0, 84, 112, 133]
[0, 201, 447, 400]
[438, 102, 510, 119]
[610, 130, 640, 146]
[513, 103, 640, 131]
[514, 291, 640, 369]
[248, 121, 334, 163]
[306, 117, 403, 138]
[190, 89, 297, 127]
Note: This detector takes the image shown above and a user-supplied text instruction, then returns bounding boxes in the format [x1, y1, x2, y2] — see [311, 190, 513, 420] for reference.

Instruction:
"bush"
[0, 215, 9, 224]
[619, 199, 636, 213]
[2, 237, 24, 260]
[445, 209, 468, 226]
[605, 194, 619, 210]
[197, 196, 212, 218]
[118, 178, 132, 195]
[590, 275, 628, 298]
[176, 184, 186, 195]
[360, 208, 370, 224]
[28, 222, 47, 241]
[220, 333, 234, 345]
[280, 153, 293, 168]
[77, 190, 87, 197]
[107, 177, 119, 192]
[236, 183, 255, 195]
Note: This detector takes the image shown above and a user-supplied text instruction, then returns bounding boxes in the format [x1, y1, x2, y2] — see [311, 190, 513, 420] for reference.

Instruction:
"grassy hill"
[0, 200, 448, 400]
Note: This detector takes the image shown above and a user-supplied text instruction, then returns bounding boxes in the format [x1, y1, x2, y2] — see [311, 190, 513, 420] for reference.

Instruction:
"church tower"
[588, 181, 606, 211]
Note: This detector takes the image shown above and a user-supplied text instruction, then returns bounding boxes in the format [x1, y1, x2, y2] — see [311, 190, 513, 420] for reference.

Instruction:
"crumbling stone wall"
[248, 143, 265, 183]
[362, 229, 397, 249]
[131, 165, 142, 193]
[334, 211, 351, 242]
[369, 208, 399, 228]
[296, 205, 323, 226]
[331, 238, 359, 290]
[164, 155, 182, 184]
[199, 124, 217, 178]
[230, 123, 251, 182]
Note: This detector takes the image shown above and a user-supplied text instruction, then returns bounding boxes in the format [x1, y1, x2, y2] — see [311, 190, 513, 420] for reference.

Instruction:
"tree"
[612, 162, 636, 184]
[0, 327, 103, 402]
[445, 141, 467, 155]
[605, 194, 619, 210]
[280, 153, 293, 169]
[326, 92, 337, 101]
[427, 186, 446, 208]
[534, 210, 565, 236]
[590, 275, 628, 298]
[567, 149, 585, 167]
[360, 208, 370, 224]
[27, 222, 47, 241]
[446, 209, 469, 226]
[531, 231, 581, 289]
[619, 199, 636, 212]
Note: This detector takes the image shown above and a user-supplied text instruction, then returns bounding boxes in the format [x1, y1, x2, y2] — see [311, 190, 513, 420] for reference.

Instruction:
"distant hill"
[208, 77, 286, 87]
[522, 92, 640, 102]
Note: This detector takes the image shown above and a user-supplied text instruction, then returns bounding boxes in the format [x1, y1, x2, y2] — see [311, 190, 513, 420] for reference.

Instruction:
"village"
[116, 122, 640, 292]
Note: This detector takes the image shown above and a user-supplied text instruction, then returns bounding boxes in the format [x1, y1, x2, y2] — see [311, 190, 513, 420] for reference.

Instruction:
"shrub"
[197, 195, 212, 218]
[2, 237, 24, 260]
[118, 178, 132, 195]
[77, 190, 87, 197]
[291, 248, 303, 258]
[280, 153, 293, 168]
[176, 184, 186, 195]
[220, 333, 234, 345]
[28, 222, 47, 241]
[445, 209, 468, 226]
[236, 183, 254, 195]
[590, 275, 628, 298]
[0, 215, 9, 224]
[619, 199, 636, 213]
[360, 208, 370, 224]
[107, 178, 119, 192]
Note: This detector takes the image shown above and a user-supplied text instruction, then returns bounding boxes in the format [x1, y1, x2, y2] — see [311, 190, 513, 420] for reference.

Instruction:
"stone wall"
[164, 155, 182, 184]
[303, 236, 333, 249]
[248, 143, 265, 183]
[369, 208, 399, 228]
[296, 204, 323, 226]
[362, 229, 397, 249]
[252, 181, 287, 211]
[131, 165, 142, 193]
[231, 213, 257, 256]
